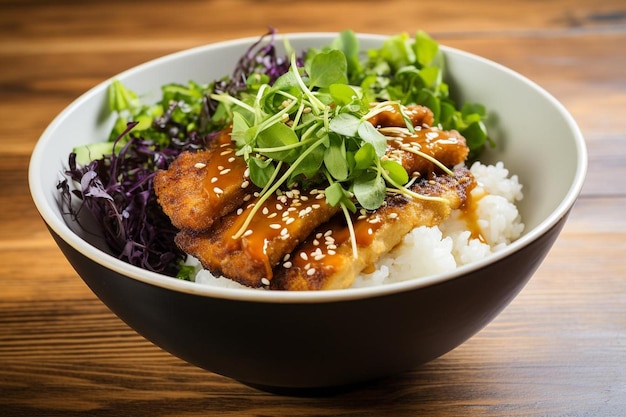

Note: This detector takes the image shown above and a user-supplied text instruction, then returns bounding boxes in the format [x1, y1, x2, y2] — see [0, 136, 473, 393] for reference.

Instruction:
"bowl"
[28, 32, 587, 393]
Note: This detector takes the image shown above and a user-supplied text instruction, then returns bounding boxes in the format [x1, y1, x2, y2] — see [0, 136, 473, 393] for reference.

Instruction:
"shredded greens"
[59, 28, 493, 278]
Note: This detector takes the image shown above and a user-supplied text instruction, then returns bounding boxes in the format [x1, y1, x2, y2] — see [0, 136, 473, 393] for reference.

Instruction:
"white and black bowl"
[29, 33, 587, 393]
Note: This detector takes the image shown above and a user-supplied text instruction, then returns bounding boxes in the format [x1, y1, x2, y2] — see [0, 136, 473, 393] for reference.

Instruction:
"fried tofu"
[270, 168, 476, 290]
[153, 130, 255, 232]
[175, 188, 341, 288]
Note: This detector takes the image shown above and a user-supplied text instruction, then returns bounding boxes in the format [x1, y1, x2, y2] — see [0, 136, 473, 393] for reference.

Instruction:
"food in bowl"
[58, 28, 524, 290]
[29, 30, 586, 390]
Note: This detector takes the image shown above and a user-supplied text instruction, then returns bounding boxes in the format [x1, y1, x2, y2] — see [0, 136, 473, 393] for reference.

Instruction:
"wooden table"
[1, 0, 625, 415]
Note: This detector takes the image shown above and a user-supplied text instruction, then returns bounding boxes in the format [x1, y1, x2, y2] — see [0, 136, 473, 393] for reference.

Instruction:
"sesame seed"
[301, 195, 309, 201]
[316, 233, 323, 239]
[307, 268, 316, 276]
[313, 239, 319, 246]
[300, 252, 308, 261]
[194, 162, 206, 169]
[389, 212, 399, 219]
[220, 149, 232, 156]
[241, 180, 250, 189]
[368, 228, 373, 235]
[262, 207, 269, 215]
[211, 177, 218, 184]
[328, 250, 336, 255]
[283, 261, 292, 268]
[236, 208, 243, 215]
[243, 229, 253, 237]
[312, 204, 320, 209]
[269, 224, 281, 230]
[276, 204, 283, 211]
[324, 230, 333, 237]
[316, 193, 325, 200]
[243, 194, 252, 201]
[285, 217, 295, 225]
[228, 157, 236, 163]
[267, 212, 277, 219]
[283, 253, 291, 261]
[218, 165, 224, 171]
[314, 254, 325, 261]
[261, 277, 270, 286]
[220, 168, 231, 175]
[213, 187, 223, 194]
[280, 228, 289, 236]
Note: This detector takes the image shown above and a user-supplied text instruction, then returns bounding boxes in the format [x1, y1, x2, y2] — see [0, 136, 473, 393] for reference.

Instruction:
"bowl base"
[240, 378, 383, 397]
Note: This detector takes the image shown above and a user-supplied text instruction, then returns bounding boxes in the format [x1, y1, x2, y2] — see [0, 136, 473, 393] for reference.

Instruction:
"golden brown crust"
[154, 131, 255, 233]
[270, 168, 476, 291]
[175, 188, 341, 288]
[368, 104, 435, 128]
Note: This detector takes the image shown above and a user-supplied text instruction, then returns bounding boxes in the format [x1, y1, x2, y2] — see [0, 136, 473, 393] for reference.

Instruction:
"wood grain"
[1, 0, 625, 415]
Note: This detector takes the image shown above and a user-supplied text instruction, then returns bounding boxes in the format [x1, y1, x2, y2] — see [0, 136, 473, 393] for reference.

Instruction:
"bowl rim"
[28, 32, 588, 303]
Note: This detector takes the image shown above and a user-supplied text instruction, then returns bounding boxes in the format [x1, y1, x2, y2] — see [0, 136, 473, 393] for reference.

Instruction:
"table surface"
[1, 0, 625, 415]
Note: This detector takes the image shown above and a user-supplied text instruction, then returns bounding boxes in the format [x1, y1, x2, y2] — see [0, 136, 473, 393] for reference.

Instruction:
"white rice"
[192, 161, 524, 289]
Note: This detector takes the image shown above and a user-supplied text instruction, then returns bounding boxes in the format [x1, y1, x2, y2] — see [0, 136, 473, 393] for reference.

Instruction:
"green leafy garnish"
[208, 29, 492, 257]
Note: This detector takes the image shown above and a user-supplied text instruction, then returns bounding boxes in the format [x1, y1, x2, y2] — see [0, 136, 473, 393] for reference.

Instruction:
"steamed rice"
[191, 161, 524, 289]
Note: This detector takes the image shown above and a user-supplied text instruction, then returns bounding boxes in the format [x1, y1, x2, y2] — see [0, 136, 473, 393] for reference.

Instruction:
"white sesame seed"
[267, 212, 277, 219]
[328, 250, 336, 255]
[220, 168, 231, 175]
[211, 177, 218, 184]
[283, 261, 292, 268]
[316, 193, 325, 199]
[269, 224, 281, 229]
[194, 162, 206, 169]
[213, 187, 223, 194]
[324, 230, 333, 237]
[241, 180, 250, 189]
[217, 165, 224, 170]
[228, 157, 236, 163]
[285, 217, 295, 225]
[243, 229, 253, 237]
[280, 228, 289, 236]
[314, 254, 325, 261]
[276, 204, 283, 211]
[261, 277, 270, 286]
[283, 253, 291, 261]
[316, 232, 323, 239]
[300, 252, 308, 261]
[389, 212, 399, 219]
[368, 228, 373, 235]
[236, 208, 243, 215]
[262, 207, 269, 215]
[307, 268, 316, 276]
[220, 149, 232, 156]
[243, 194, 252, 201]
[313, 239, 319, 246]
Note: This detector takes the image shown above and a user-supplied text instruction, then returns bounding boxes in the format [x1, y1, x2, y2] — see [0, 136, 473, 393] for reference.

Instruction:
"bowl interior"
[28, 33, 587, 301]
